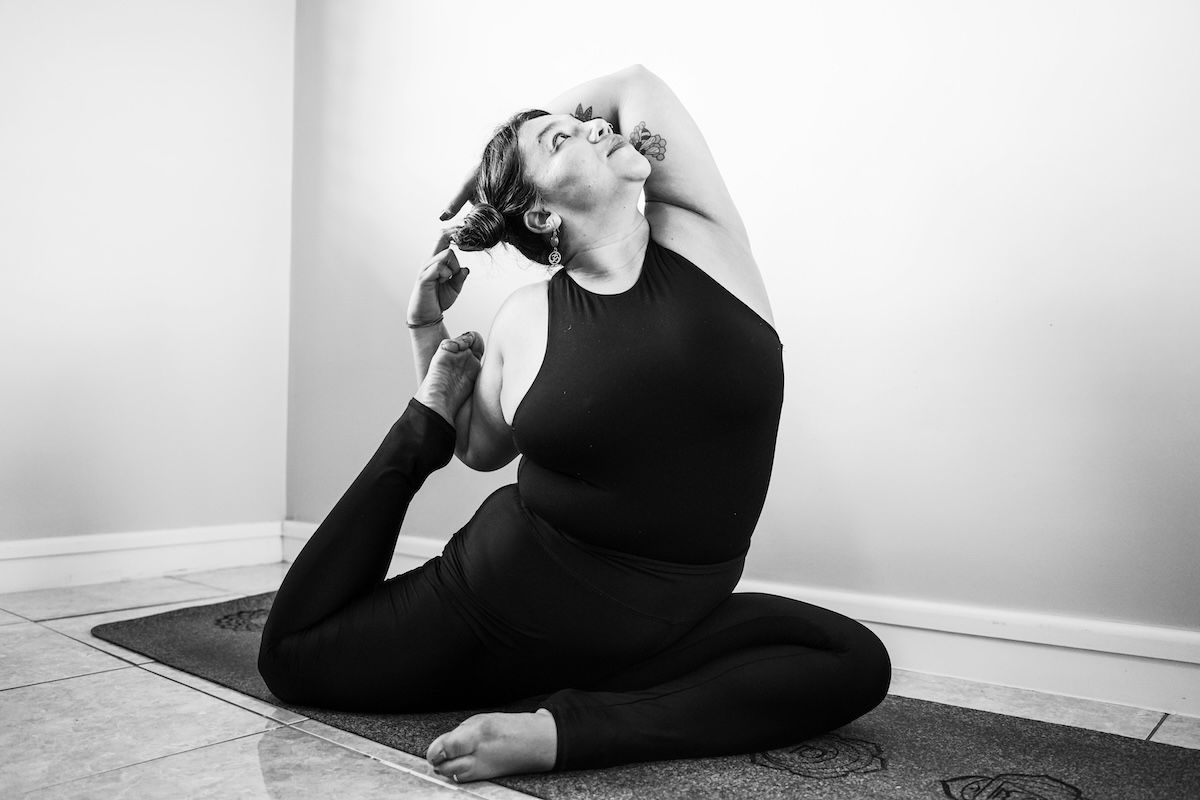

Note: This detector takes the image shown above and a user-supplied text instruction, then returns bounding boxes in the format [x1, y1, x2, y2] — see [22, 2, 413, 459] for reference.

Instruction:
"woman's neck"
[560, 213, 650, 292]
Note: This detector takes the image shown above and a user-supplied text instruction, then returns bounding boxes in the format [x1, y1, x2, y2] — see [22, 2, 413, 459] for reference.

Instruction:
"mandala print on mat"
[214, 608, 270, 632]
[751, 733, 886, 779]
[941, 772, 1091, 800]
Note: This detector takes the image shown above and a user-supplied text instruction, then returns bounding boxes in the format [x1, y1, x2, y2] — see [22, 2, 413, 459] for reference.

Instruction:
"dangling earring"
[548, 228, 561, 266]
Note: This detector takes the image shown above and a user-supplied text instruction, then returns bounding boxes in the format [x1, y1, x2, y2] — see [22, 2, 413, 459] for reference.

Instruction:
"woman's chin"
[624, 155, 653, 181]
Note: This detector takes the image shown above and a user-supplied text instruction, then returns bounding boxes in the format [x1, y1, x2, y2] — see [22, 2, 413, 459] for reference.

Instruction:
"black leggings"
[258, 399, 891, 771]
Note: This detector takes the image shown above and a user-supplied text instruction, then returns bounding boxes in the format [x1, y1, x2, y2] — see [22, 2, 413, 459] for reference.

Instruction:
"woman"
[258, 64, 890, 783]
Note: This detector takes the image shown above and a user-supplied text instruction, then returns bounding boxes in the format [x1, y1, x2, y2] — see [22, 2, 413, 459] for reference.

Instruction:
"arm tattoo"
[573, 104, 667, 162]
[629, 121, 667, 161]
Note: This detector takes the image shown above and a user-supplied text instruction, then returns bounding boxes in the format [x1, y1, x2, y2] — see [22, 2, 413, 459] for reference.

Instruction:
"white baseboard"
[7, 521, 1197, 716]
[282, 520, 442, 563]
[0, 523, 283, 593]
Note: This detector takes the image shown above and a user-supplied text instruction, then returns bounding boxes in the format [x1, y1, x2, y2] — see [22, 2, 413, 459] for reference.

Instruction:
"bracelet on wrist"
[406, 314, 444, 329]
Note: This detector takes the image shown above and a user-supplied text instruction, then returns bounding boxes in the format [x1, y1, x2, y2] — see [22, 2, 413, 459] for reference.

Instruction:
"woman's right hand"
[407, 230, 469, 326]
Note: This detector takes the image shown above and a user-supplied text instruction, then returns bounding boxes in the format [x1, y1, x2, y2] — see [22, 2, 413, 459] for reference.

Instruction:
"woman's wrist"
[406, 314, 444, 329]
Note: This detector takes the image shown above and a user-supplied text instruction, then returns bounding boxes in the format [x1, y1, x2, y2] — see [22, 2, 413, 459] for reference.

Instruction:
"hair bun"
[453, 203, 505, 251]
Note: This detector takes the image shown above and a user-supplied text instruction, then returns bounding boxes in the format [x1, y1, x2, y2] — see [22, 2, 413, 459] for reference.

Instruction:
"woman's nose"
[589, 119, 614, 142]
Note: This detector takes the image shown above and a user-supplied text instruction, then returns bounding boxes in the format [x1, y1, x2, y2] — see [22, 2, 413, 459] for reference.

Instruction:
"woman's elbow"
[621, 63, 655, 83]
[456, 445, 516, 473]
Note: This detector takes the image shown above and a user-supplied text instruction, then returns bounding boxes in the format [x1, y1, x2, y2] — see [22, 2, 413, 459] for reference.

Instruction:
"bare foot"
[426, 708, 557, 783]
[414, 331, 484, 426]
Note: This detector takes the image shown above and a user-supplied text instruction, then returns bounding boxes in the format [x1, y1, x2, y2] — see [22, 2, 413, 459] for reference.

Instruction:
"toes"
[428, 721, 477, 766]
[466, 331, 485, 359]
[425, 736, 449, 767]
[438, 331, 481, 354]
[436, 755, 476, 782]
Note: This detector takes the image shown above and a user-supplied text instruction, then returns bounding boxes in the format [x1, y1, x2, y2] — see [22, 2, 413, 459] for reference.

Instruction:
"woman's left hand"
[407, 230, 469, 326]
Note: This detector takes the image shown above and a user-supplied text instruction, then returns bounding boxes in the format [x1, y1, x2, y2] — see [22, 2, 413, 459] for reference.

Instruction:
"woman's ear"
[523, 209, 560, 236]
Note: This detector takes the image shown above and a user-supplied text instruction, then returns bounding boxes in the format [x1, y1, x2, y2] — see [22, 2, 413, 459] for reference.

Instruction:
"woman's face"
[517, 114, 651, 215]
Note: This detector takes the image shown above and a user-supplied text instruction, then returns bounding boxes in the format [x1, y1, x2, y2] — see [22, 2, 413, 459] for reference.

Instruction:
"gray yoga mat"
[92, 592, 1200, 800]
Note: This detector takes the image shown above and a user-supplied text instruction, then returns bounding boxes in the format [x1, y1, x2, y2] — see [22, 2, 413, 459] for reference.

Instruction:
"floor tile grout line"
[32, 619, 162, 667]
[15, 594, 233, 623]
[1146, 712, 1169, 741]
[287, 719, 498, 796]
[0, 663, 135, 693]
[163, 574, 257, 593]
[134, 662, 307, 725]
[288, 730, 439, 788]
[351, 753, 467, 795]
[455, 782, 542, 800]
[0, 572, 280, 621]
[15, 590, 247, 669]
[20, 727, 276, 796]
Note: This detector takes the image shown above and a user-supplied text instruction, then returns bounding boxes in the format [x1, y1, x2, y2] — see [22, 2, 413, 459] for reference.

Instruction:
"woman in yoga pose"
[258, 64, 891, 783]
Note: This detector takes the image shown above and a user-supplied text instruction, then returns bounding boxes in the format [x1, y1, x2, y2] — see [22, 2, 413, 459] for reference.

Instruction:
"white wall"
[742, 1, 1200, 631]
[286, 0, 545, 534]
[0, 1, 295, 541]
[293, 0, 1194, 634]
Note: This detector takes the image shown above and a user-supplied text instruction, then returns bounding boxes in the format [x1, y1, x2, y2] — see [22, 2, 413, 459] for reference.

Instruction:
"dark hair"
[448, 109, 556, 265]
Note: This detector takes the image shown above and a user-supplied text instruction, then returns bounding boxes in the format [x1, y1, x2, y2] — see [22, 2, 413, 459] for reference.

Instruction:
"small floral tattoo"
[629, 121, 667, 161]
[574, 103, 624, 135]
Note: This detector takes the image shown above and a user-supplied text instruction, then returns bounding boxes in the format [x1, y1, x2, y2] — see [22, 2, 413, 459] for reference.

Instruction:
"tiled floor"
[2, 562, 1197, 797]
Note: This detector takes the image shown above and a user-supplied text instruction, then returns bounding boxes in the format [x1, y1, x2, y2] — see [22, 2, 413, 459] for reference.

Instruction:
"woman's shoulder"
[501, 277, 552, 305]
[490, 278, 549, 358]
[494, 279, 549, 334]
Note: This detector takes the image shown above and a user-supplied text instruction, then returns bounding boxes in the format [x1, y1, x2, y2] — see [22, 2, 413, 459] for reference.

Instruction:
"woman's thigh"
[257, 485, 675, 712]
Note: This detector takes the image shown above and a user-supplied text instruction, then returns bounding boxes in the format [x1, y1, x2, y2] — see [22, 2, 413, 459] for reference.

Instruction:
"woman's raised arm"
[442, 64, 749, 249]
[548, 64, 750, 248]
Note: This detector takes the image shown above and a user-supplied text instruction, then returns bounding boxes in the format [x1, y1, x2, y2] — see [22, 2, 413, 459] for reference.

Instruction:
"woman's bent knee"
[850, 623, 892, 711]
[257, 641, 303, 705]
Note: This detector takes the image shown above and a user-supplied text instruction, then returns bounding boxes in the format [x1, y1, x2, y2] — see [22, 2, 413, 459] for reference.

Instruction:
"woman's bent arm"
[408, 236, 517, 470]
[456, 316, 519, 472]
[409, 321, 516, 471]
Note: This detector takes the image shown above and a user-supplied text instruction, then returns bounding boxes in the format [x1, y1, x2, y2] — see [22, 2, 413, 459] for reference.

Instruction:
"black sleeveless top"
[512, 236, 784, 564]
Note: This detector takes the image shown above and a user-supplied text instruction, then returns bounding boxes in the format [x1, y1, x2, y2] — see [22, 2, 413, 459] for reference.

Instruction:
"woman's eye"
[553, 133, 568, 149]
